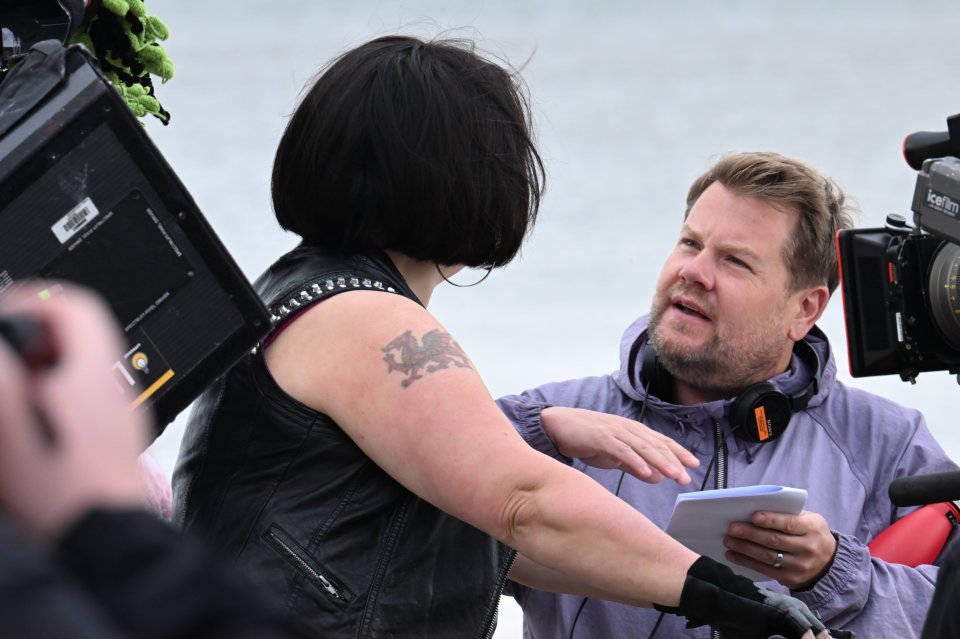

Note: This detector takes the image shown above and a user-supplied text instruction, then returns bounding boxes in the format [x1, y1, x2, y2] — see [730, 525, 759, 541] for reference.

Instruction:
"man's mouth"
[672, 299, 710, 320]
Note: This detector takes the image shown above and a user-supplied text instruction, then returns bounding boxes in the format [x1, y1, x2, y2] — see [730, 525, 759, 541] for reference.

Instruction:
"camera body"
[838, 153, 960, 382]
[0, 40, 270, 434]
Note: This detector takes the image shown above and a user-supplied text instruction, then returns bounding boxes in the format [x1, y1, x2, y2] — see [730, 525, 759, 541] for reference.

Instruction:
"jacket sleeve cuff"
[510, 402, 571, 464]
[791, 532, 869, 614]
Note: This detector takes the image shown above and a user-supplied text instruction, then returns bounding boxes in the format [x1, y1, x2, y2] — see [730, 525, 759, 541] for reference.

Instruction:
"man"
[0, 284, 301, 638]
[500, 152, 957, 638]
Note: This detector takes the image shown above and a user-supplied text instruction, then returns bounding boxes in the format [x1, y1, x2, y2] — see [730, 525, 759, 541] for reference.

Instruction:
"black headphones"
[631, 326, 824, 443]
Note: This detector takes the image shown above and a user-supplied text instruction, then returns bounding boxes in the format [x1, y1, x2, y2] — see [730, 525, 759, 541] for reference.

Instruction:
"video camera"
[0, 2, 270, 435]
[837, 113, 960, 383]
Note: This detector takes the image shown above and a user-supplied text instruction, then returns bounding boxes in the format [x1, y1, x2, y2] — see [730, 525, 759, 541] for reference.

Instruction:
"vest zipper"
[265, 527, 347, 602]
[481, 549, 518, 639]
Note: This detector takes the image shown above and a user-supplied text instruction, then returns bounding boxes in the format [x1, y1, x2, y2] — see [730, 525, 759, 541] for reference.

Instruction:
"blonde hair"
[686, 152, 857, 293]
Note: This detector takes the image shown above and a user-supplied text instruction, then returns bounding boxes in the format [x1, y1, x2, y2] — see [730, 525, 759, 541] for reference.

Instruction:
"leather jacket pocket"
[263, 523, 353, 607]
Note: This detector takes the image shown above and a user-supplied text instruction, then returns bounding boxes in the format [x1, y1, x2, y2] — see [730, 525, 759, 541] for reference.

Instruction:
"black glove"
[654, 556, 827, 639]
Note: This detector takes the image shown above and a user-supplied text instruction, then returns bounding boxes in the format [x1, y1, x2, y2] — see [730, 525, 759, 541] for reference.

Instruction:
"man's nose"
[678, 251, 714, 289]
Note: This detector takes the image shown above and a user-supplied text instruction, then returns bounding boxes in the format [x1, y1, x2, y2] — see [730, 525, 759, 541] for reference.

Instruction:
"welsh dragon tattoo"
[381, 329, 472, 388]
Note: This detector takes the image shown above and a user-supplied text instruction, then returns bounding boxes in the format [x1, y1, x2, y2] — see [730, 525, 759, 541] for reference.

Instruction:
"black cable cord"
[642, 434, 719, 639]
[567, 380, 652, 639]
[645, 610, 666, 639]
[564, 374, 736, 639]
[566, 451, 631, 639]
[698, 451, 717, 493]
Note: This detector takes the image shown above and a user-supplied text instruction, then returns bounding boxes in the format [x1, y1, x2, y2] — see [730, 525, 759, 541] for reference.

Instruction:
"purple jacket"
[500, 315, 957, 639]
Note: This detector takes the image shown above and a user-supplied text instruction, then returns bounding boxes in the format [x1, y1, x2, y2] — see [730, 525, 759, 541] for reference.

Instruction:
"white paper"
[665, 485, 808, 582]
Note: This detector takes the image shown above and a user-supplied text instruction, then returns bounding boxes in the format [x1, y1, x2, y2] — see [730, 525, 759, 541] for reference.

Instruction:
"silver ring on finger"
[772, 551, 784, 569]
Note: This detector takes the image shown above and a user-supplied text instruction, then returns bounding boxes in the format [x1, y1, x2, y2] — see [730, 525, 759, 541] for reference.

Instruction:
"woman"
[173, 35, 828, 639]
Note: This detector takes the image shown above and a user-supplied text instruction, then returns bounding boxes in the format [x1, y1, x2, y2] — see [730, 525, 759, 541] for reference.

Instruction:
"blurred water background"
[144, 2, 960, 635]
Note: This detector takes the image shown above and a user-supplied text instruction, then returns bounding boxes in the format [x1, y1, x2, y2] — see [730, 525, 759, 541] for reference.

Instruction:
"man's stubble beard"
[647, 290, 789, 397]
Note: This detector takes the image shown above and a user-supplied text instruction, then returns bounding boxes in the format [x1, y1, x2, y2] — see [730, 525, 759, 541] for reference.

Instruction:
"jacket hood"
[611, 314, 838, 419]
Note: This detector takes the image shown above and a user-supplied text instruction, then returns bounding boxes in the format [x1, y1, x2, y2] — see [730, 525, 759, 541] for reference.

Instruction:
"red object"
[868, 502, 960, 567]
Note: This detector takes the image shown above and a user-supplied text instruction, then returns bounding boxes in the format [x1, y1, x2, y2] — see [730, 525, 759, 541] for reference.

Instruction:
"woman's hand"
[541, 406, 698, 484]
[656, 556, 832, 639]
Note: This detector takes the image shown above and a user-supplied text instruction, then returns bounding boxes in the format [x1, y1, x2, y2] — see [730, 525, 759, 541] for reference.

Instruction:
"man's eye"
[727, 256, 750, 269]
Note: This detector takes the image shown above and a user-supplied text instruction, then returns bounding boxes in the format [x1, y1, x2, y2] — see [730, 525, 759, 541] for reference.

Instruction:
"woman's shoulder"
[257, 247, 419, 325]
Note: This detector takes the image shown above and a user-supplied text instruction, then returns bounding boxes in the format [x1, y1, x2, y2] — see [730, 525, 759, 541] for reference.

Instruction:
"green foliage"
[69, 0, 174, 124]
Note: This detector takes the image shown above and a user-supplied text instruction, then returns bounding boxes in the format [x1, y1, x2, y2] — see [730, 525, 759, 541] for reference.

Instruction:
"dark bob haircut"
[271, 35, 546, 268]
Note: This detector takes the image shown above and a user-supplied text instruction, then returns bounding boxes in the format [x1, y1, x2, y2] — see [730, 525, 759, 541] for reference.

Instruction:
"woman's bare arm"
[265, 290, 831, 639]
[265, 290, 694, 607]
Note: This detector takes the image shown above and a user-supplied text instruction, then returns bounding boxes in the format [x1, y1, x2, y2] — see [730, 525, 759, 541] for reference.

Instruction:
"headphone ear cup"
[729, 383, 793, 443]
[640, 341, 671, 399]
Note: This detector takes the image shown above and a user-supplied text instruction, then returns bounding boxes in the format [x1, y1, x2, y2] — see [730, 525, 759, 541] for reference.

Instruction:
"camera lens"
[927, 242, 960, 350]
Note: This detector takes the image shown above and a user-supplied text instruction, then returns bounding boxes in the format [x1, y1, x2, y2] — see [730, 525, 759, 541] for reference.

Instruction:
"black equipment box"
[0, 43, 270, 434]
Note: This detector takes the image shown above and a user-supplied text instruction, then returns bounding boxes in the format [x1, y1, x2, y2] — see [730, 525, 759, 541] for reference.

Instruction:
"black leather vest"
[173, 246, 516, 638]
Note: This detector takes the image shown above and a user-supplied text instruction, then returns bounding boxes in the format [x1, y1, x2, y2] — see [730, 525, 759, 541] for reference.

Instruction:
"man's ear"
[787, 285, 830, 342]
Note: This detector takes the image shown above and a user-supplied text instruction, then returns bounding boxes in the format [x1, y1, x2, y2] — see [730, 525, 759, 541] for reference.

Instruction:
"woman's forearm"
[493, 454, 696, 607]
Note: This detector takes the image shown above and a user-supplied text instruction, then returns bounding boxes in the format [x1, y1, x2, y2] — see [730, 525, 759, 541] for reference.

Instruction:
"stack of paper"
[665, 485, 807, 582]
